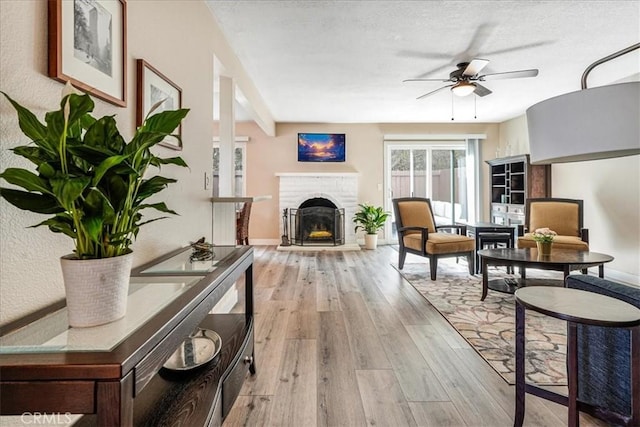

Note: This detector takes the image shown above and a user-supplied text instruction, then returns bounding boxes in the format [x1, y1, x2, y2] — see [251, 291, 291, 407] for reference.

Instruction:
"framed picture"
[136, 59, 183, 150]
[48, 0, 127, 107]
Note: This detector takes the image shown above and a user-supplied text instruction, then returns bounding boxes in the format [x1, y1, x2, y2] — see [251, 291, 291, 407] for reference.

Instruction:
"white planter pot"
[60, 252, 133, 328]
[364, 233, 378, 250]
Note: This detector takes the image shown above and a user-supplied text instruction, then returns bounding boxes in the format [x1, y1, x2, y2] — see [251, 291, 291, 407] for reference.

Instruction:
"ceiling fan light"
[451, 82, 476, 97]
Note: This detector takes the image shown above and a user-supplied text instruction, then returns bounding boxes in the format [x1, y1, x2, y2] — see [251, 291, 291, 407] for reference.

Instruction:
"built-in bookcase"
[487, 154, 550, 226]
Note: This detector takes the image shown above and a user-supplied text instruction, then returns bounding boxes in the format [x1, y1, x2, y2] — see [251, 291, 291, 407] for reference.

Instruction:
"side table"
[514, 286, 640, 427]
[456, 220, 516, 274]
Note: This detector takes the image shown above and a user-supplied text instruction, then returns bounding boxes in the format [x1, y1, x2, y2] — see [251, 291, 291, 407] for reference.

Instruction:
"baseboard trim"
[277, 243, 361, 251]
[601, 268, 639, 288]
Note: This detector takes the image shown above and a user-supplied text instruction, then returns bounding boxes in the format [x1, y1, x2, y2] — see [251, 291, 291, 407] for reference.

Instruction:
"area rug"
[393, 260, 567, 385]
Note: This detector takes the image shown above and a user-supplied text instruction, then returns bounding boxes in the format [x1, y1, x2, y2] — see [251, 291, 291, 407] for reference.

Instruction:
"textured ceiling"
[206, 1, 640, 123]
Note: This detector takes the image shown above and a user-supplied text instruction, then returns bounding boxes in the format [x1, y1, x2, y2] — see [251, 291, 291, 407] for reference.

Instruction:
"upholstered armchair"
[392, 197, 475, 280]
[565, 274, 640, 426]
[517, 198, 589, 251]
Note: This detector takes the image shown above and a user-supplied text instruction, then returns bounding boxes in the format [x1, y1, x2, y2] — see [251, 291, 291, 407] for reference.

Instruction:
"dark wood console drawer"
[221, 324, 254, 419]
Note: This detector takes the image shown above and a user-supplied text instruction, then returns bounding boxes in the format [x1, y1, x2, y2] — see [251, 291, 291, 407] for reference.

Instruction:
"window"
[212, 142, 246, 197]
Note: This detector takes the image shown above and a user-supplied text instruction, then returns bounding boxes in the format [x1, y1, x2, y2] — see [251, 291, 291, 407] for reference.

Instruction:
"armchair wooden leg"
[467, 252, 474, 275]
[398, 250, 407, 269]
[430, 256, 438, 280]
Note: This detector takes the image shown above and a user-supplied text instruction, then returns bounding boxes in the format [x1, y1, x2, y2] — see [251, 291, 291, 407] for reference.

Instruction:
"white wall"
[498, 115, 640, 283]
[0, 0, 227, 325]
[552, 156, 640, 282]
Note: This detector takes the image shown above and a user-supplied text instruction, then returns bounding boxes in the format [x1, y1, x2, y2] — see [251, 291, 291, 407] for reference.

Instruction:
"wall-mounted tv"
[298, 133, 346, 162]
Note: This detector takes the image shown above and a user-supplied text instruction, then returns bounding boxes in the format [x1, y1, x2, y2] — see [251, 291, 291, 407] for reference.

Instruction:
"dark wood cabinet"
[486, 155, 550, 226]
[0, 246, 255, 426]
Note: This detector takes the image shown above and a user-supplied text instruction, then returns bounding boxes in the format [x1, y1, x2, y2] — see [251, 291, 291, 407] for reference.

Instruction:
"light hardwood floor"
[224, 246, 607, 427]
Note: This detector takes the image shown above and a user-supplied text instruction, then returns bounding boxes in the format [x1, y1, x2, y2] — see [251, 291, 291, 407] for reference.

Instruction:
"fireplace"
[276, 172, 359, 244]
[289, 198, 345, 246]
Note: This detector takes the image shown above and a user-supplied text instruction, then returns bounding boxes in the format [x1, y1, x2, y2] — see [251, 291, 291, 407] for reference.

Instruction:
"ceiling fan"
[403, 58, 539, 100]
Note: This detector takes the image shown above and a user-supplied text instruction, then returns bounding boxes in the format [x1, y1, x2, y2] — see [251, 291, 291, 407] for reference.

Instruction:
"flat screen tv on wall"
[298, 133, 346, 162]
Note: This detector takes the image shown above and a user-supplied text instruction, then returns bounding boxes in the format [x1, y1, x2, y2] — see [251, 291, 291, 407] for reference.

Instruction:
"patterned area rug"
[393, 260, 567, 385]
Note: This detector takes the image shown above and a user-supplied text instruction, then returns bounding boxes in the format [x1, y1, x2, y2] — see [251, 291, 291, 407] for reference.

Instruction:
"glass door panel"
[388, 148, 427, 240]
[431, 149, 468, 225]
[386, 144, 470, 243]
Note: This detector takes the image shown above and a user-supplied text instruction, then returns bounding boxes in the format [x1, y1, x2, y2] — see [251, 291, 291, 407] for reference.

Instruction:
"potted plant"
[0, 85, 189, 327]
[353, 203, 390, 249]
[532, 227, 557, 256]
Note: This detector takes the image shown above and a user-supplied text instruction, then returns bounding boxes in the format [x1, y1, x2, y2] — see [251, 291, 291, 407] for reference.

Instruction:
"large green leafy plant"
[353, 203, 390, 235]
[0, 89, 189, 259]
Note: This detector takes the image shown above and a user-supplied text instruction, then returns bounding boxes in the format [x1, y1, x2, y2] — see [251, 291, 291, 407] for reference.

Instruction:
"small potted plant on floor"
[353, 203, 390, 249]
[0, 84, 189, 327]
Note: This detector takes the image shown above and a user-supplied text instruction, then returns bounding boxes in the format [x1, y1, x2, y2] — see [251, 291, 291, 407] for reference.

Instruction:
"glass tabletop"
[0, 276, 201, 353]
[135, 246, 239, 275]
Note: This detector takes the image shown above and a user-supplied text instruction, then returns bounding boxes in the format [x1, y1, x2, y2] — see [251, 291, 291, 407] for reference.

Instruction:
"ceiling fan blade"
[480, 69, 539, 80]
[413, 62, 455, 79]
[473, 83, 492, 97]
[483, 40, 553, 57]
[463, 58, 490, 77]
[396, 50, 452, 60]
[416, 85, 454, 100]
[403, 78, 451, 83]
[461, 23, 496, 59]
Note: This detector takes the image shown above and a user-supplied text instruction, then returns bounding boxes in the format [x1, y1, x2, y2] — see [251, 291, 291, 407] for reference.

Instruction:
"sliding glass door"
[389, 148, 427, 199]
[386, 143, 469, 242]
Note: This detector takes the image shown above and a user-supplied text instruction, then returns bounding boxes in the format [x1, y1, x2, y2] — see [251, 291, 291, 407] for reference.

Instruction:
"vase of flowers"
[532, 227, 557, 256]
[0, 84, 189, 327]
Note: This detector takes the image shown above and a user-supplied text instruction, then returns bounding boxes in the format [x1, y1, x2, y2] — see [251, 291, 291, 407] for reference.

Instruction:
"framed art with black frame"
[136, 59, 183, 151]
[48, 0, 127, 107]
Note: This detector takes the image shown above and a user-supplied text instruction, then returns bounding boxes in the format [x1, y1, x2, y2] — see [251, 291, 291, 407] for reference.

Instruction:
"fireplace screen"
[289, 198, 345, 246]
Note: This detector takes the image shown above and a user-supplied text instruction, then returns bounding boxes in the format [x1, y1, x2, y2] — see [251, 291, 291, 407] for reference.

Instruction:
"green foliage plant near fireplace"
[353, 203, 390, 234]
[0, 85, 189, 260]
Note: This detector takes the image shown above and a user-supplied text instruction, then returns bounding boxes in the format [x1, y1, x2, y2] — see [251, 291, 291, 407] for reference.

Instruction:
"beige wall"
[235, 121, 499, 241]
[497, 114, 530, 156]
[498, 115, 640, 282]
[0, 1, 222, 324]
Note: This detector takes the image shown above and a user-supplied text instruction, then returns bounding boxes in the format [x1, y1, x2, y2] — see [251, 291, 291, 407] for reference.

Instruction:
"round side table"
[513, 286, 640, 427]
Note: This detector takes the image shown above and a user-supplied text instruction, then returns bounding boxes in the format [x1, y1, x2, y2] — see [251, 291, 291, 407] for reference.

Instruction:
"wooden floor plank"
[317, 311, 368, 427]
[408, 401, 466, 427]
[356, 369, 418, 427]
[270, 252, 301, 301]
[355, 264, 450, 402]
[285, 254, 318, 339]
[315, 267, 341, 312]
[266, 339, 317, 427]
[240, 300, 292, 396]
[223, 395, 272, 427]
[406, 324, 513, 426]
[340, 292, 392, 369]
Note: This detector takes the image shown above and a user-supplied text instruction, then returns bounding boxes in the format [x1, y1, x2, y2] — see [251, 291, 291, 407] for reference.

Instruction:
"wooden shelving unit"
[486, 154, 550, 226]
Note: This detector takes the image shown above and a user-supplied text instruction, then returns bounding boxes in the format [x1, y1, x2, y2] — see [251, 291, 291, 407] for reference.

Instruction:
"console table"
[0, 245, 255, 426]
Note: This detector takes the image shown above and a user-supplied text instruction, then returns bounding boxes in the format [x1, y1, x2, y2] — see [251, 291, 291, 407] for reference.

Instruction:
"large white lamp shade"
[526, 81, 640, 164]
